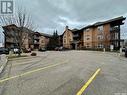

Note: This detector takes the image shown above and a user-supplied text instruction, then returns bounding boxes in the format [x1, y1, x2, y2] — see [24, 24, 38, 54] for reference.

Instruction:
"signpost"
[110, 45, 114, 52]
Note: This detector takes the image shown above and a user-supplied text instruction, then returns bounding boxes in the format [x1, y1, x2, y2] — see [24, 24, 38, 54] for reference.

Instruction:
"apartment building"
[2, 24, 34, 50]
[62, 16, 126, 50]
[82, 16, 126, 50]
[62, 26, 73, 49]
[33, 32, 52, 50]
[2, 24, 52, 51]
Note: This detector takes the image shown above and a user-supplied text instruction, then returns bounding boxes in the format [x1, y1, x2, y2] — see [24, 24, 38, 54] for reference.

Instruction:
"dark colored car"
[125, 48, 127, 57]
[0, 47, 9, 55]
[122, 47, 125, 52]
[13, 48, 22, 54]
[55, 47, 59, 51]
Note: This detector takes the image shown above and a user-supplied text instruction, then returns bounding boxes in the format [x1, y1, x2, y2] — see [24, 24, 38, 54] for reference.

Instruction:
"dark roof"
[2, 24, 18, 29]
[2, 24, 34, 33]
[2, 24, 52, 37]
[93, 16, 126, 26]
[40, 33, 52, 38]
[71, 28, 79, 32]
[81, 16, 126, 30]
[34, 32, 52, 37]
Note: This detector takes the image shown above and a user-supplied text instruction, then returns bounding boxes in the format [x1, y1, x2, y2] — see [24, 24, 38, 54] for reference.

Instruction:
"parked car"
[39, 48, 46, 52]
[55, 47, 59, 51]
[61, 47, 70, 51]
[122, 47, 125, 52]
[55, 47, 70, 51]
[59, 46, 63, 51]
[13, 48, 22, 54]
[0, 47, 9, 54]
[125, 48, 127, 57]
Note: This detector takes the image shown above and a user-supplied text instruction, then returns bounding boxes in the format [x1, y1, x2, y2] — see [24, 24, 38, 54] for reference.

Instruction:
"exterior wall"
[3, 25, 51, 51]
[83, 28, 93, 48]
[22, 39, 29, 49]
[92, 27, 97, 48]
[63, 29, 73, 49]
[34, 35, 50, 49]
[22, 32, 29, 49]
[39, 36, 45, 48]
[93, 24, 110, 49]
[39, 36, 49, 49]
[83, 24, 111, 49]
[3, 25, 33, 50]
[4, 26, 18, 49]
[103, 24, 110, 48]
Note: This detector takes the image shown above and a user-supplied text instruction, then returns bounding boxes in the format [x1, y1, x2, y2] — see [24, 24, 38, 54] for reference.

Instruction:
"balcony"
[6, 38, 14, 43]
[34, 36, 40, 40]
[110, 27, 120, 32]
[34, 37, 39, 40]
[73, 34, 79, 38]
[34, 41, 39, 44]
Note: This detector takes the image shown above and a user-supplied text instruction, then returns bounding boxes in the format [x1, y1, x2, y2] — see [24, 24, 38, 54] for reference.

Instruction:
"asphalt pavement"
[0, 50, 127, 95]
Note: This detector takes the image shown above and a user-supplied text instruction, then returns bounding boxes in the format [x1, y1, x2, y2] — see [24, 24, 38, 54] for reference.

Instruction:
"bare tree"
[0, 8, 37, 56]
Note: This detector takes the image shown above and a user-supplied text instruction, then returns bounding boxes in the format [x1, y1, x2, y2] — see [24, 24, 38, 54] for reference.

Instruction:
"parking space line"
[0, 60, 68, 84]
[76, 68, 101, 95]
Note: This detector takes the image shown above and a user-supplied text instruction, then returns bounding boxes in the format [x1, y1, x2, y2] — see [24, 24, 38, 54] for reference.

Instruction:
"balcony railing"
[34, 36, 39, 40]
[6, 39, 19, 43]
[34, 41, 39, 44]
[110, 27, 120, 32]
[73, 34, 79, 38]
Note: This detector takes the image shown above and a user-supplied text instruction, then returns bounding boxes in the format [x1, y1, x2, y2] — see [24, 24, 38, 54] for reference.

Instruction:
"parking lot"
[0, 50, 127, 95]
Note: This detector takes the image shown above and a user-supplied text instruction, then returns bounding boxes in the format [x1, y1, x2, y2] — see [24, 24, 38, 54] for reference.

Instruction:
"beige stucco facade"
[83, 28, 93, 48]
[63, 27, 73, 49]
[39, 36, 50, 49]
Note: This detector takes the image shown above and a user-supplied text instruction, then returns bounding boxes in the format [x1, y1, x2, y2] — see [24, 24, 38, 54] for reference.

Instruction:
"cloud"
[17, 0, 127, 33]
[54, 16, 88, 28]
[0, 0, 127, 42]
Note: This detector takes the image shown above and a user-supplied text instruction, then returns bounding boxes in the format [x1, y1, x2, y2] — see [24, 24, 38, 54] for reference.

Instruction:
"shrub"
[31, 52, 37, 56]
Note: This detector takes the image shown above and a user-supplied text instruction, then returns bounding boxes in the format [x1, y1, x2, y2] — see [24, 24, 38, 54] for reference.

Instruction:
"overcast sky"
[0, 0, 127, 43]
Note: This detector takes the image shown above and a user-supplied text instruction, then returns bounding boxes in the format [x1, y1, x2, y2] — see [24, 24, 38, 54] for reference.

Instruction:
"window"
[69, 39, 71, 42]
[85, 35, 90, 40]
[97, 26, 103, 32]
[86, 28, 90, 32]
[86, 38, 90, 40]
[97, 35, 103, 40]
[98, 43, 103, 48]
[41, 40, 44, 43]
[64, 39, 66, 43]
[115, 33, 118, 39]
[86, 35, 90, 37]
[86, 43, 90, 48]
[110, 26, 119, 31]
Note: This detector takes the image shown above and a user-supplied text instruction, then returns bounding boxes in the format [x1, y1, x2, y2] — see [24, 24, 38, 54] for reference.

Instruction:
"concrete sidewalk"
[0, 54, 8, 74]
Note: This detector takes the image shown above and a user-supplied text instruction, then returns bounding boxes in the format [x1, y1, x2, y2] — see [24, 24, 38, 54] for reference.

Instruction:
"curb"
[0, 55, 8, 74]
[0, 55, 8, 95]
